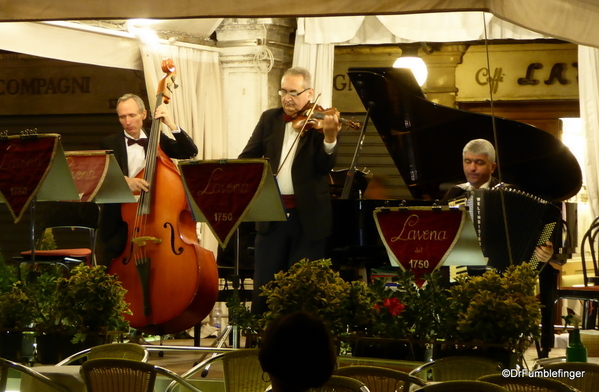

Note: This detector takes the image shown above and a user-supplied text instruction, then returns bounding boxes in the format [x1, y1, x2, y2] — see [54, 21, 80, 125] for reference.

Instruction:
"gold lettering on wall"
[0, 53, 144, 115]
[0, 77, 91, 95]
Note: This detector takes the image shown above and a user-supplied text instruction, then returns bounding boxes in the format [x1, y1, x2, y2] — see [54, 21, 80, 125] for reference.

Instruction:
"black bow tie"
[126, 137, 148, 147]
[284, 114, 295, 123]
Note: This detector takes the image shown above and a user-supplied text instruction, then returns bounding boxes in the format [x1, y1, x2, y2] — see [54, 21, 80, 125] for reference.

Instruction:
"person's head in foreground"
[259, 311, 337, 392]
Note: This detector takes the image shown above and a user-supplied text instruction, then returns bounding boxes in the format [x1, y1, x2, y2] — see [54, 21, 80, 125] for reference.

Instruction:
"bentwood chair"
[334, 365, 426, 392]
[417, 380, 509, 392]
[17, 201, 100, 269]
[555, 216, 599, 329]
[542, 362, 599, 392]
[166, 348, 267, 392]
[478, 374, 580, 392]
[409, 356, 504, 382]
[56, 342, 149, 366]
[311, 375, 370, 392]
[0, 357, 69, 392]
[81, 358, 203, 392]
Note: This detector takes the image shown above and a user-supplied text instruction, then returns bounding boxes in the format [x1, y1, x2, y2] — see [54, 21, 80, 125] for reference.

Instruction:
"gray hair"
[463, 139, 496, 164]
[116, 93, 146, 112]
[282, 67, 312, 89]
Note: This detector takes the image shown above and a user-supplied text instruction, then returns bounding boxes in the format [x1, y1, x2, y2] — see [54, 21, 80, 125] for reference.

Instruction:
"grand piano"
[345, 67, 582, 202]
[330, 67, 582, 261]
[330, 67, 583, 358]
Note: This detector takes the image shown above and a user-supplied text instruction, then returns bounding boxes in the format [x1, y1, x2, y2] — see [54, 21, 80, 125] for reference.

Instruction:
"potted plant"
[228, 259, 378, 345]
[260, 258, 358, 336]
[23, 265, 75, 363]
[362, 269, 448, 360]
[56, 263, 131, 344]
[24, 264, 131, 363]
[0, 283, 34, 361]
[439, 262, 541, 367]
[0, 251, 32, 361]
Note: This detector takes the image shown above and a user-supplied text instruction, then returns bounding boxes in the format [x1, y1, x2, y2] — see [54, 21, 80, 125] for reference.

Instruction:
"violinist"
[239, 67, 341, 314]
[97, 93, 198, 268]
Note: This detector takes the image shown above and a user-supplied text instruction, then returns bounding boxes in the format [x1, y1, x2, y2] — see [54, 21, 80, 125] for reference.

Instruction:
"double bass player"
[98, 61, 218, 340]
[97, 93, 198, 267]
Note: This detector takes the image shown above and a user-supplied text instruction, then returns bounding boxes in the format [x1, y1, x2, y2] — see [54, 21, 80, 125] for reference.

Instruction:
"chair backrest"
[0, 357, 70, 392]
[335, 365, 426, 392]
[542, 362, 599, 392]
[478, 374, 581, 392]
[579, 215, 599, 285]
[171, 349, 268, 392]
[37, 201, 100, 265]
[409, 356, 504, 382]
[418, 380, 510, 392]
[56, 342, 150, 366]
[81, 358, 202, 392]
[311, 375, 370, 392]
[88, 343, 150, 361]
[220, 348, 267, 392]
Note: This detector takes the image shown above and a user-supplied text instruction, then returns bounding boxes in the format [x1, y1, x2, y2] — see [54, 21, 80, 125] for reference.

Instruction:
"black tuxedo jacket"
[97, 128, 197, 265]
[239, 107, 338, 240]
[439, 177, 521, 205]
[100, 129, 198, 175]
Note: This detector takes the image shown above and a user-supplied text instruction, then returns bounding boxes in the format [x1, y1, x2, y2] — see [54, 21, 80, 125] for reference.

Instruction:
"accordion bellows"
[466, 188, 561, 271]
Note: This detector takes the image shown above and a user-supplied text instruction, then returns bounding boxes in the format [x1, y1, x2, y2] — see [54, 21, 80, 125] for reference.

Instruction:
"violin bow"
[275, 93, 322, 177]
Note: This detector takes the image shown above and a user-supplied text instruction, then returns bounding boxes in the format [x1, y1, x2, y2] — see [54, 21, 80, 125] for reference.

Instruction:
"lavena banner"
[374, 207, 466, 285]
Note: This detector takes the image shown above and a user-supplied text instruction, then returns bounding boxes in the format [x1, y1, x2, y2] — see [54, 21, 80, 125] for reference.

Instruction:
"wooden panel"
[458, 100, 580, 138]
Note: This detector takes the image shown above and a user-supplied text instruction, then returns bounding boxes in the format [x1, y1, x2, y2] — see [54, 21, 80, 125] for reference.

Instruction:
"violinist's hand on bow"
[322, 113, 341, 143]
[154, 104, 178, 131]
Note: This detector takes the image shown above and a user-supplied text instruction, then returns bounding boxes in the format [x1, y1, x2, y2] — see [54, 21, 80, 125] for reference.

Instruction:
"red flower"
[383, 297, 405, 317]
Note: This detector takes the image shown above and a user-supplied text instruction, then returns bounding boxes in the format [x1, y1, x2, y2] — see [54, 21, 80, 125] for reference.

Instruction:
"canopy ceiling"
[2, 0, 599, 48]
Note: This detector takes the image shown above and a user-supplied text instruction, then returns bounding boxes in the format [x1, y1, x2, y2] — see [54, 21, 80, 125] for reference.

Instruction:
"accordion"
[465, 188, 561, 271]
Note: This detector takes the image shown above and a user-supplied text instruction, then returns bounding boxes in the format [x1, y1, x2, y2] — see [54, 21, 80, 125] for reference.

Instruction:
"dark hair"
[259, 312, 336, 391]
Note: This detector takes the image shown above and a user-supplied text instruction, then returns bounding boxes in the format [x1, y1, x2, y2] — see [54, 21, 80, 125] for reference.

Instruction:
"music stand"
[178, 158, 286, 349]
[65, 150, 136, 205]
[0, 134, 80, 263]
[61, 150, 135, 266]
[373, 205, 487, 285]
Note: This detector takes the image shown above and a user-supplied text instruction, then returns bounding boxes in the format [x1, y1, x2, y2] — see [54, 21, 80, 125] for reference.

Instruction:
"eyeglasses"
[277, 88, 310, 97]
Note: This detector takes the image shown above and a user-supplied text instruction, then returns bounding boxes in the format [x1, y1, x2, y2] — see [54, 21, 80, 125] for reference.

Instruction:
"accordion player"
[462, 187, 562, 271]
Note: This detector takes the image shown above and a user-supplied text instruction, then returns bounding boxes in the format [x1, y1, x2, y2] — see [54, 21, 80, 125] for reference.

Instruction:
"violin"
[291, 102, 361, 134]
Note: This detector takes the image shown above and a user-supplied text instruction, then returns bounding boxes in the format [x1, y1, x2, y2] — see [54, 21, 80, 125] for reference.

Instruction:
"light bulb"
[393, 56, 428, 86]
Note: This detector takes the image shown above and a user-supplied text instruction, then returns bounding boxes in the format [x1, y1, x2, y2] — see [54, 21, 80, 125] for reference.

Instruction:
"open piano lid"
[347, 67, 582, 202]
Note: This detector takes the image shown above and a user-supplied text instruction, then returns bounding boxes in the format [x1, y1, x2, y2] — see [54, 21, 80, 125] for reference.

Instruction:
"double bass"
[109, 59, 218, 335]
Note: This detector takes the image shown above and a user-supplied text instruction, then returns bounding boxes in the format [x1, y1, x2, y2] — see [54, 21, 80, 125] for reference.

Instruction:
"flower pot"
[35, 333, 81, 364]
[434, 342, 517, 369]
[0, 330, 23, 362]
[35, 332, 111, 364]
[352, 337, 428, 361]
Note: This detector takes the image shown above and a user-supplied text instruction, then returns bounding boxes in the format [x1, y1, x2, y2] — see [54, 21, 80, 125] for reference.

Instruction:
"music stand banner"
[65, 151, 110, 202]
[373, 206, 466, 285]
[179, 159, 274, 248]
[0, 134, 58, 223]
